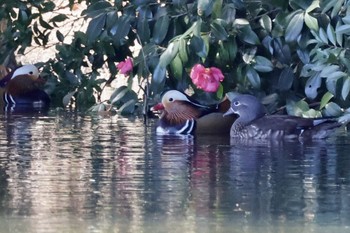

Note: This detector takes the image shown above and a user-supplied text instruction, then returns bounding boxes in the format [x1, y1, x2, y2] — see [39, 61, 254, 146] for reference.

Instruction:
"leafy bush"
[1, 0, 350, 120]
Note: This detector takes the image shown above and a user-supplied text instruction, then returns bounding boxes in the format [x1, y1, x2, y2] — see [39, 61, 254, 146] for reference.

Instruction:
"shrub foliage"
[1, 0, 350, 120]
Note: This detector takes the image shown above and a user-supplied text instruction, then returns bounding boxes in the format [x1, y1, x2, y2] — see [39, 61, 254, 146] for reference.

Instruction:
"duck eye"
[233, 101, 240, 106]
[169, 98, 174, 102]
[29, 71, 33, 75]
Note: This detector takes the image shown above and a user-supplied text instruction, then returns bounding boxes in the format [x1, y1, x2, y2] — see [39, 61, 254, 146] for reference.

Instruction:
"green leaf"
[342, 77, 350, 100]
[119, 99, 136, 115]
[297, 49, 310, 64]
[212, 0, 223, 19]
[192, 19, 202, 37]
[343, 15, 350, 24]
[238, 26, 260, 45]
[336, 24, 350, 34]
[50, 14, 69, 23]
[326, 75, 341, 95]
[323, 102, 343, 116]
[41, 1, 56, 13]
[110, 87, 128, 105]
[170, 55, 183, 79]
[242, 47, 257, 64]
[86, 13, 106, 42]
[197, 0, 214, 16]
[216, 83, 224, 99]
[277, 67, 294, 91]
[320, 65, 340, 77]
[331, 0, 344, 18]
[304, 13, 318, 31]
[234, 18, 250, 26]
[338, 109, 350, 124]
[259, 15, 272, 32]
[246, 65, 261, 88]
[305, 72, 321, 99]
[285, 11, 304, 42]
[286, 99, 310, 117]
[153, 15, 170, 44]
[328, 71, 347, 79]
[305, 0, 320, 13]
[110, 86, 138, 110]
[227, 39, 237, 61]
[190, 36, 207, 58]
[159, 41, 179, 67]
[110, 15, 131, 45]
[321, 0, 338, 14]
[327, 24, 336, 46]
[211, 20, 228, 40]
[56, 30, 64, 42]
[253, 56, 273, 72]
[85, 1, 113, 18]
[218, 41, 229, 62]
[320, 92, 334, 109]
[137, 17, 150, 43]
[302, 108, 322, 118]
[336, 21, 344, 46]
[290, 0, 315, 10]
[151, 64, 166, 93]
[178, 38, 188, 64]
[39, 16, 53, 30]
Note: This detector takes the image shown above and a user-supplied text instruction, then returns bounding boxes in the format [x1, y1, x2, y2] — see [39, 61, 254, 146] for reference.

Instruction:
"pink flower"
[190, 64, 224, 92]
[117, 57, 133, 76]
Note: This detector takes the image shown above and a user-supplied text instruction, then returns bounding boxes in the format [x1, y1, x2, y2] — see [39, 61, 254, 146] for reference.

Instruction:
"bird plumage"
[152, 90, 236, 135]
[224, 94, 343, 139]
[0, 65, 50, 112]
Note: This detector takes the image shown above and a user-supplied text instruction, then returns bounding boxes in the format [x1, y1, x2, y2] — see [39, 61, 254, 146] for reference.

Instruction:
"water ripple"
[0, 113, 350, 232]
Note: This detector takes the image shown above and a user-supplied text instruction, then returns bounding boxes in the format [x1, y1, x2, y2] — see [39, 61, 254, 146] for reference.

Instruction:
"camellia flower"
[190, 64, 224, 92]
[117, 57, 133, 76]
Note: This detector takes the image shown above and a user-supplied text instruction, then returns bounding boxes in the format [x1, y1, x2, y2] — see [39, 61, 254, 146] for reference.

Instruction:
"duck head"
[152, 90, 210, 125]
[0, 65, 40, 87]
[224, 94, 266, 124]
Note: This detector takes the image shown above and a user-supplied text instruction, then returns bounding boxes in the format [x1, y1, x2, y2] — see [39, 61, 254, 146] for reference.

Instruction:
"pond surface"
[0, 112, 350, 233]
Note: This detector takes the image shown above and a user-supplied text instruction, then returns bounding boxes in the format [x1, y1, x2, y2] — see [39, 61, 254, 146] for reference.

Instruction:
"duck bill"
[151, 103, 164, 111]
[223, 107, 236, 117]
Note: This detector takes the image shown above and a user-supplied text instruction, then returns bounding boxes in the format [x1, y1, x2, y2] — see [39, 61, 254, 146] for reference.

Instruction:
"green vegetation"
[1, 0, 350, 121]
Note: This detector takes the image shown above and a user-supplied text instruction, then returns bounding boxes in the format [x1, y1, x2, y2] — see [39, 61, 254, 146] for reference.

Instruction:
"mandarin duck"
[0, 64, 50, 112]
[152, 90, 236, 135]
[223, 94, 343, 139]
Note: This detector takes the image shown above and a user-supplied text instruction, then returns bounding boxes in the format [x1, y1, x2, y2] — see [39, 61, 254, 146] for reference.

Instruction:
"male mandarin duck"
[152, 90, 236, 135]
[0, 64, 50, 112]
[223, 94, 343, 139]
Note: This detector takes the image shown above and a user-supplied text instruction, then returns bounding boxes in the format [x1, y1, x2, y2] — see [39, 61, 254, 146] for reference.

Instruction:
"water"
[0, 112, 350, 233]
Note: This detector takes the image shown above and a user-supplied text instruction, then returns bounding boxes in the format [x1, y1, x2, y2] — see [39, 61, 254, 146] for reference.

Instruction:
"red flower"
[190, 64, 224, 92]
[117, 57, 133, 76]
